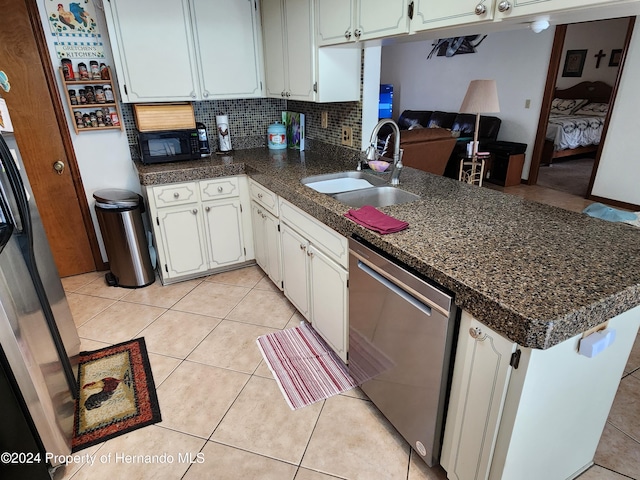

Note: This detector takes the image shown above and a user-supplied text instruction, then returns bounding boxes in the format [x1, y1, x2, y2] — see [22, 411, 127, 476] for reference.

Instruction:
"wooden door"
[0, 0, 99, 277]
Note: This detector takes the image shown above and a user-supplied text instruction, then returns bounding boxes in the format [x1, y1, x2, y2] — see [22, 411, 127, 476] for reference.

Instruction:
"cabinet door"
[356, 0, 409, 41]
[191, 0, 263, 99]
[202, 199, 246, 268]
[410, 0, 495, 33]
[284, 0, 315, 101]
[281, 224, 310, 318]
[440, 311, 517, 480]
[263, 209, 282, 288]
[156, 205, 208, 279]
[316, 0, 355, 46]
[261, 0, 287, 98]
[308, 245, 348, 363]
[105, 0, 200, 102]
[251, 202, 268, 272]
[494, 0, 623, 19]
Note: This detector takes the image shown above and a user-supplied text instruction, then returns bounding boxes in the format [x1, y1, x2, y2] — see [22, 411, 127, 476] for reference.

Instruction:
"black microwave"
[138, 129, 200, 165]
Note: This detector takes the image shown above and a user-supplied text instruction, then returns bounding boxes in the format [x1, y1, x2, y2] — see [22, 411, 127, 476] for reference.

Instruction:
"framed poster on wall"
[562, 49, 587, 77]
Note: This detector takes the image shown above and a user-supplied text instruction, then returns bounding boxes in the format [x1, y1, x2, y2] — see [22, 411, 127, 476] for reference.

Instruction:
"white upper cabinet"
[190, 0, 263, 100]
[410, 0, 496, 33]
[104, 0, 263, 102]
[493, 0, 635, 19]
[317, 0, 410, 46]
[261, 0, 360, 102]
[105, 0, 200, 102]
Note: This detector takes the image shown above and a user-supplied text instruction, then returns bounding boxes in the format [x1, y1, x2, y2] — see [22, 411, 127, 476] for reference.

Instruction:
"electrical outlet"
[341, 126, 353, 146]
[321, 111, 328, 129]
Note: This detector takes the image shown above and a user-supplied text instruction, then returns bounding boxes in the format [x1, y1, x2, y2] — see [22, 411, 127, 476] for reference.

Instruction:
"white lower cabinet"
[279, 198, 348, 362]
[249, 179, 282, 289]
[281, 223, 310, 317]
[155, 203, 209, 279]
[250, 202, 282, 289]
[440, 311, 516, 480]
[146, 175, 253, 284]
[441, 307, 640, 480]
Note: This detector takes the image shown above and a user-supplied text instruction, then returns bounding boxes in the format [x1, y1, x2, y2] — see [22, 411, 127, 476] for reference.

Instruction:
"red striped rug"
[257, 323, 358, 410]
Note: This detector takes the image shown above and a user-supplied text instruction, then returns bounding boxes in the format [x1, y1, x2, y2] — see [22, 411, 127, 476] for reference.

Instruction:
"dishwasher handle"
[357, 260, 432, 317]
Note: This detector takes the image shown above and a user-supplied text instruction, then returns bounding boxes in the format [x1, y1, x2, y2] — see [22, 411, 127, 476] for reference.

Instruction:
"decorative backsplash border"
[121, 97, 362, 154]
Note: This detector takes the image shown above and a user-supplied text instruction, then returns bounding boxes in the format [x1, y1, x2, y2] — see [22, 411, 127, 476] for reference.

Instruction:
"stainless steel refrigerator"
[0, 98, 81, 478]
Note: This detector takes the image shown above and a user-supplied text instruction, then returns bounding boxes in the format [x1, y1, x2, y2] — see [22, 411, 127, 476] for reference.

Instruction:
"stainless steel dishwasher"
[348, 236, 458, 467]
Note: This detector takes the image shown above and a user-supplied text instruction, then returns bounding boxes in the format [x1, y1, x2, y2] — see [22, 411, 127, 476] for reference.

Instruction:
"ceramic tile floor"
[55, 186, 639, 480]
[56, 266, 448, 480]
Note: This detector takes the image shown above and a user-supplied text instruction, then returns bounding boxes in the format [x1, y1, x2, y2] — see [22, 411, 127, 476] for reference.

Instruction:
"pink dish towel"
[344, 206, 409, 234]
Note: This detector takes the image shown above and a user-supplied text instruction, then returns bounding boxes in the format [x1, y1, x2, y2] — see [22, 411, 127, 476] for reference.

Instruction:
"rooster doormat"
[72, 338, 161, 452]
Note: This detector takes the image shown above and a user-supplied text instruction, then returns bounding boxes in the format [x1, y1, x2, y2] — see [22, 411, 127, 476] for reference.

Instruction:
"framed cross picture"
[609, 49, 622, 67]
[562, 49, 587, 77]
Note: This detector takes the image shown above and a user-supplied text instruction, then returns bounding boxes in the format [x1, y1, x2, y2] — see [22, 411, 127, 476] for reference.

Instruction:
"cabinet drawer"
[152, 182, 199, 208]
[249, 179, 279, 216]
[200, 177, 240, 201]
[279, 199, 348, 269]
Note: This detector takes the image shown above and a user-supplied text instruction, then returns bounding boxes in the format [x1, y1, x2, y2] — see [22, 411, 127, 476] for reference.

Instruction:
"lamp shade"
[459, 79, 500, 114]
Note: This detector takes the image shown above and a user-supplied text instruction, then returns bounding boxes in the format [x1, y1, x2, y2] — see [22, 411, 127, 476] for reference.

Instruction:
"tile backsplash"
[121, 97, 362, 153]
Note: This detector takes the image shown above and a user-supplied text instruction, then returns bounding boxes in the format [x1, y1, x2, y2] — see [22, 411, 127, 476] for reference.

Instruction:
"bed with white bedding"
[542, 81, 612, 165]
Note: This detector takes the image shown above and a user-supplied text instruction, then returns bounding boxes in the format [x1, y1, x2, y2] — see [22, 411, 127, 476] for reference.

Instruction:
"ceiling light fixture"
[530, 19, 550, 33]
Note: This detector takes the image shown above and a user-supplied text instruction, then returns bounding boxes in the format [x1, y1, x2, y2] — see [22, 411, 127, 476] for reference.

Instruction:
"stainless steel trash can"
[93, 189, 155, 288]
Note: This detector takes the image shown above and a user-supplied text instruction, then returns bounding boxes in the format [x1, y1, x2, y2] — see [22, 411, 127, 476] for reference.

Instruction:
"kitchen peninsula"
[134, 145, 640, 480]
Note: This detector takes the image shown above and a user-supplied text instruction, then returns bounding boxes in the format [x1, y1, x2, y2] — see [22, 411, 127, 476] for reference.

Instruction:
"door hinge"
[164, 264, 168, 273]
[280, 281, 284, 289]
[244, 247, 246, 256]
[346, 279, 349, 288]
[510, 348, 521, 369]
[260, 81, 263, 91]
[124, 84, 128, 95]
[408, 1, 414, 20]
[240, 204, 243, 213]
[156, 216, 159, 226]
[313, 82, 318, 93]
[277, 224, 280, 232]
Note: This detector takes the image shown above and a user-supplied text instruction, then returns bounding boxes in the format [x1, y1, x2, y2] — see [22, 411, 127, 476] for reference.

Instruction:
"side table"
[459, 153, 490, 186]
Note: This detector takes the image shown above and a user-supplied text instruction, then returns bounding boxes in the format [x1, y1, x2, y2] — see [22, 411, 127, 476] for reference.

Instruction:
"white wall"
[592, 25, 640, 205]
[36, 1, 142, 261]
[556, 18, 628, 89]
[380, 29, 555, 179]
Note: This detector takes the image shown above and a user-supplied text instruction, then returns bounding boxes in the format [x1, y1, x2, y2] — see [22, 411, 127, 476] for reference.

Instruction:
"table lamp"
[459, 79, 500, 160]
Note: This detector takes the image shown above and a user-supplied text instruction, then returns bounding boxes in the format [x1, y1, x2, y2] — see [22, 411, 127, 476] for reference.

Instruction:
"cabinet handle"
[469, 327, 487, 341]
[307, 250, 313, 257]
[257, 208, 263, 215]
[498, 1, 511, 12]
[205, 206, 210, 212]
[257, 193, 263, 199]
[344, 30, 352, 40]
[203, 91, 209, 98]
[475, 2, 487, 15]
[354, 29, 362, 39]
[173, 192, 180, 198]
[192, 208, 198, 214]
[299, 244, 306, 251]
[281, 91, 286, 97]
[262, 214, 267, 219]
[286, 91, 291, 97]
[217, 186, 223, 193]
[190, 91, 197, 99]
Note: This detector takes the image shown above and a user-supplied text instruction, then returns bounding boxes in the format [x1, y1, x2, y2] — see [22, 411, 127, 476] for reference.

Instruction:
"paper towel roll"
[216, 115, 232, 152]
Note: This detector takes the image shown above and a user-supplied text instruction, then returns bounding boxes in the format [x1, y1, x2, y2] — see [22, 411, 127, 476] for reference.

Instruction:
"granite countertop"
[135, 146, 640, 350]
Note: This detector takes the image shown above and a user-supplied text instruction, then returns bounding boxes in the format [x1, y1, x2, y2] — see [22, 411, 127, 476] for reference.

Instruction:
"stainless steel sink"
[301, 171, 387, 194]
[332, 186, 421, 208]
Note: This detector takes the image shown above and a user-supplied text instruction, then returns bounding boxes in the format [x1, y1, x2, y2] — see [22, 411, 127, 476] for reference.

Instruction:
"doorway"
[0, 0, 102, 277]
[528, 17, 635, 198]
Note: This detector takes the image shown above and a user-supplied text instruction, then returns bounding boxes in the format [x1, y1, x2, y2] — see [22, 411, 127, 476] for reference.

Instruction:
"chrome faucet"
[363, 119, 404, 185]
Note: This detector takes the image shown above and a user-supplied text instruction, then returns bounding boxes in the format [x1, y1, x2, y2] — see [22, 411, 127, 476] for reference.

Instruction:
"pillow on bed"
[550, 98, 588, 115]
[573, 102, 609, 116]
